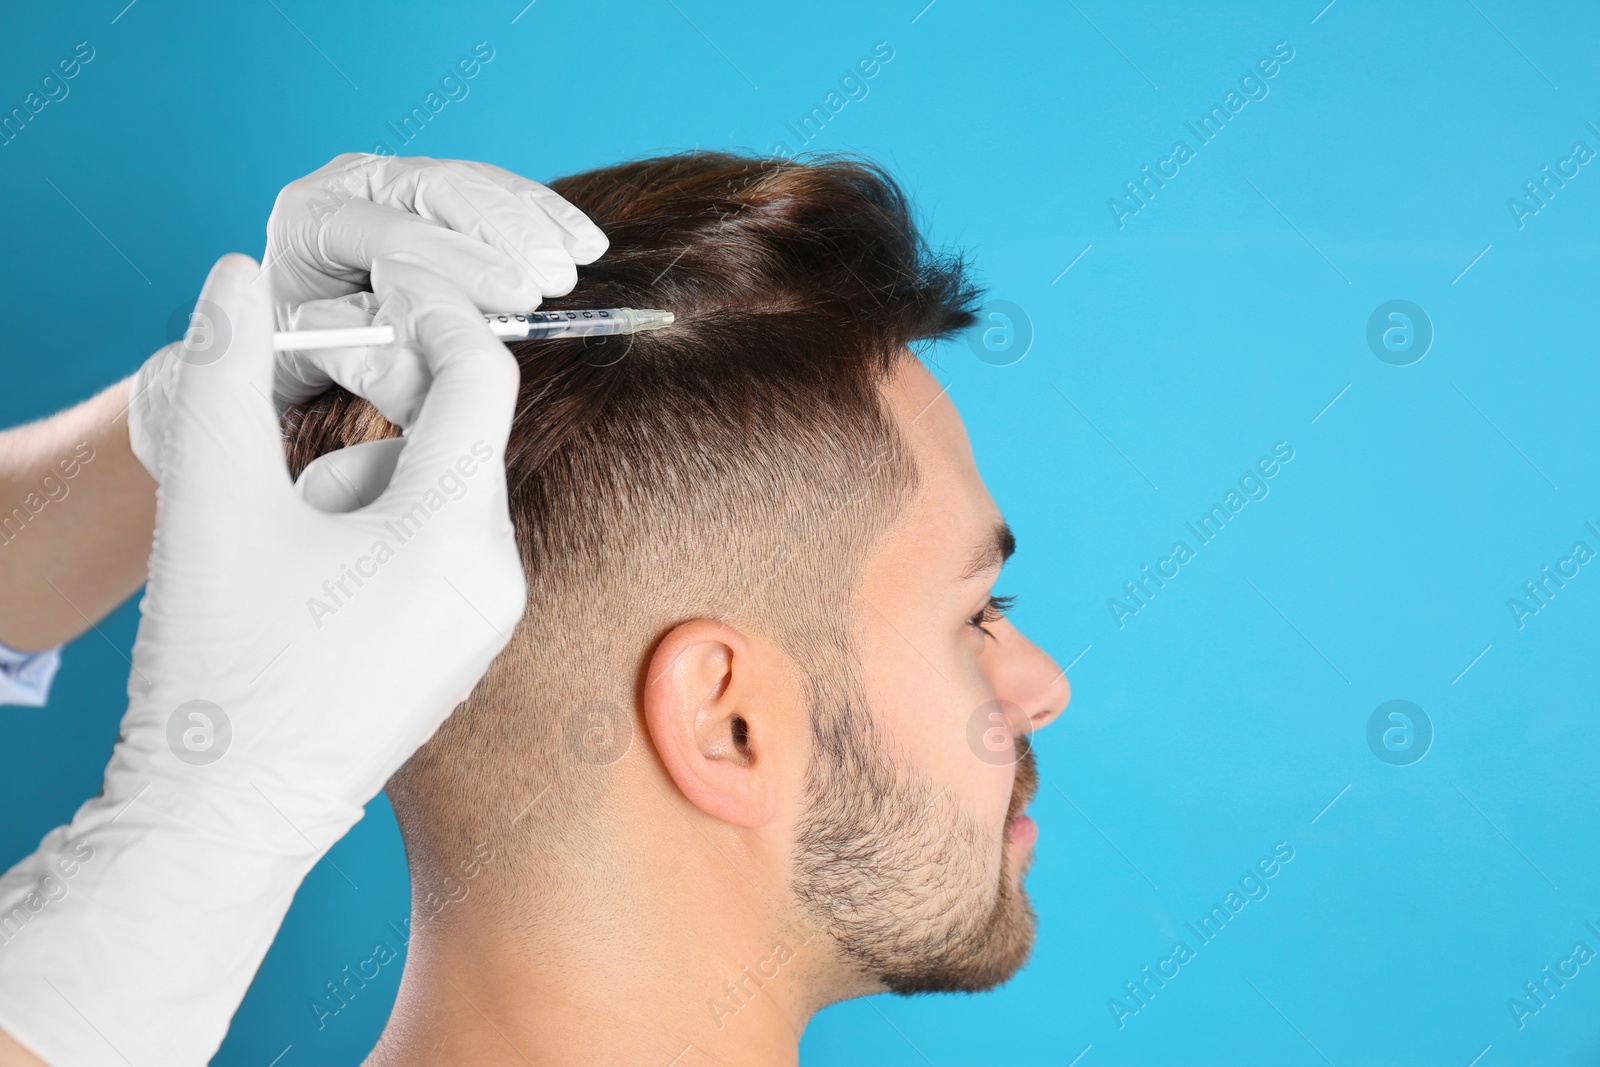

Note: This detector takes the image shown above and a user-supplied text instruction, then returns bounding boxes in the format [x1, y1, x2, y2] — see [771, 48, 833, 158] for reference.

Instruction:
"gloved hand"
[128, 153, 606, 478]
[0, 253, 528, 1067]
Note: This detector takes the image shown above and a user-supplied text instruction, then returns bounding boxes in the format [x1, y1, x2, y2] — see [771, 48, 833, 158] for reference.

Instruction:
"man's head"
[284, 152, 1069, 1016]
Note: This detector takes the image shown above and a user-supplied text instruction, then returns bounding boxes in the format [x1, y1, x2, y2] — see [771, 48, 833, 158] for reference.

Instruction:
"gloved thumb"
[160, 254, 293, 504]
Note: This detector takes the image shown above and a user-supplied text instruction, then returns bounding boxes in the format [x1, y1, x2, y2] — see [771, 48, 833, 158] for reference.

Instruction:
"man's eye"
[968, 594, 1016, 638]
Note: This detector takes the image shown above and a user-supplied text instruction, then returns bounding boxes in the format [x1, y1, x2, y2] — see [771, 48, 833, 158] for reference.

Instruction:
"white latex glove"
[0, 254, 527, 1067]
[127, 153, 606, 477]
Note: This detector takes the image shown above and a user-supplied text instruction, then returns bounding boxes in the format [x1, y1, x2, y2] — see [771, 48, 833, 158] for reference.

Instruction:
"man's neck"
[366, 886, 831, 1066]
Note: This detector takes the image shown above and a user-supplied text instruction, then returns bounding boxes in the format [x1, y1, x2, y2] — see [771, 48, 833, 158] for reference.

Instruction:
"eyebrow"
[958, 520, 1015, 582]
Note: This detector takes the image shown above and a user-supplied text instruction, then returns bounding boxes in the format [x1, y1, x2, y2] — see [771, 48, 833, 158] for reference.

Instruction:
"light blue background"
[3, 1, 1598, 1063]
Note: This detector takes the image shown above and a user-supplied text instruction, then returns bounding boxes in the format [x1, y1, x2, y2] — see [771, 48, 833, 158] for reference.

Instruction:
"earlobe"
[642, 620, 780, 829]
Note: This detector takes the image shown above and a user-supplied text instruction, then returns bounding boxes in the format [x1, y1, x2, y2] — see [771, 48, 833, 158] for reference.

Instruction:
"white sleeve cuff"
[0, 641, 62, 707]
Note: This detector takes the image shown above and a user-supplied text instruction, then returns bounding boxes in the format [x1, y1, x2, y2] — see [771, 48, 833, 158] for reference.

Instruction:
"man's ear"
[642, 619, 783, 829]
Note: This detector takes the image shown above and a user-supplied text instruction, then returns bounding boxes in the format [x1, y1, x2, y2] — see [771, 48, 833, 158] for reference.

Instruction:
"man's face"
[791, 358, 1071, 995]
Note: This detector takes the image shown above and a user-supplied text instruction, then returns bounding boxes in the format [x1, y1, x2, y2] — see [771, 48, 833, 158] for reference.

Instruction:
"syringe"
[270, 307, 674, 352]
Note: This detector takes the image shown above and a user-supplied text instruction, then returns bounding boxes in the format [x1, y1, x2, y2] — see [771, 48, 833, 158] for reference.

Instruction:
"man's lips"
[1004, 739, 1039, 847]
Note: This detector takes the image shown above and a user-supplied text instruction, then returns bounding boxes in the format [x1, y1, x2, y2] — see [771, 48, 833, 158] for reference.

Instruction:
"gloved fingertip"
[502, 265, 544, 304]
[211, 251, 264, 284]
[296, 461, 367, 514]
[294, 437, 408, 514]
[569, 229, 610, 265]
[375, 389, 427, 432]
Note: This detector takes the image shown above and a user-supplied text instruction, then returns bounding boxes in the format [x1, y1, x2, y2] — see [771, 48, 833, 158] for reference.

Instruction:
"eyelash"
[968, 594, 1016, 638]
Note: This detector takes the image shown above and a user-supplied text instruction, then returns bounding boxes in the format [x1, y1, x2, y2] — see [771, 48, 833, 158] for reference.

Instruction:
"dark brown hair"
[281, 151, 981, 889]
[285, 152, 978, 498]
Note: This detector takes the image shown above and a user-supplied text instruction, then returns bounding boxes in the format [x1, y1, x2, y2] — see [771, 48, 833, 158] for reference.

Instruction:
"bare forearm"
[0, 1028, 45, 1066]
[0, 378, 156, 652]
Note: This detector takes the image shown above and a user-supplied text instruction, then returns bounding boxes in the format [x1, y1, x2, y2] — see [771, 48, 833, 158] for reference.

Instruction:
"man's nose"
[984, 617, 1070, 732]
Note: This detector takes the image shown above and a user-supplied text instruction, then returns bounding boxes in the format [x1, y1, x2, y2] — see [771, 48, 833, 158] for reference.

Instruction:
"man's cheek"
[856, 612, 933, 735]
[981, 756, 1022, 836]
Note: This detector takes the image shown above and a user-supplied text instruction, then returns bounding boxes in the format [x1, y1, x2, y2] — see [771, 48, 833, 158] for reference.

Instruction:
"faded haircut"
[281, 151, 980, 906]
